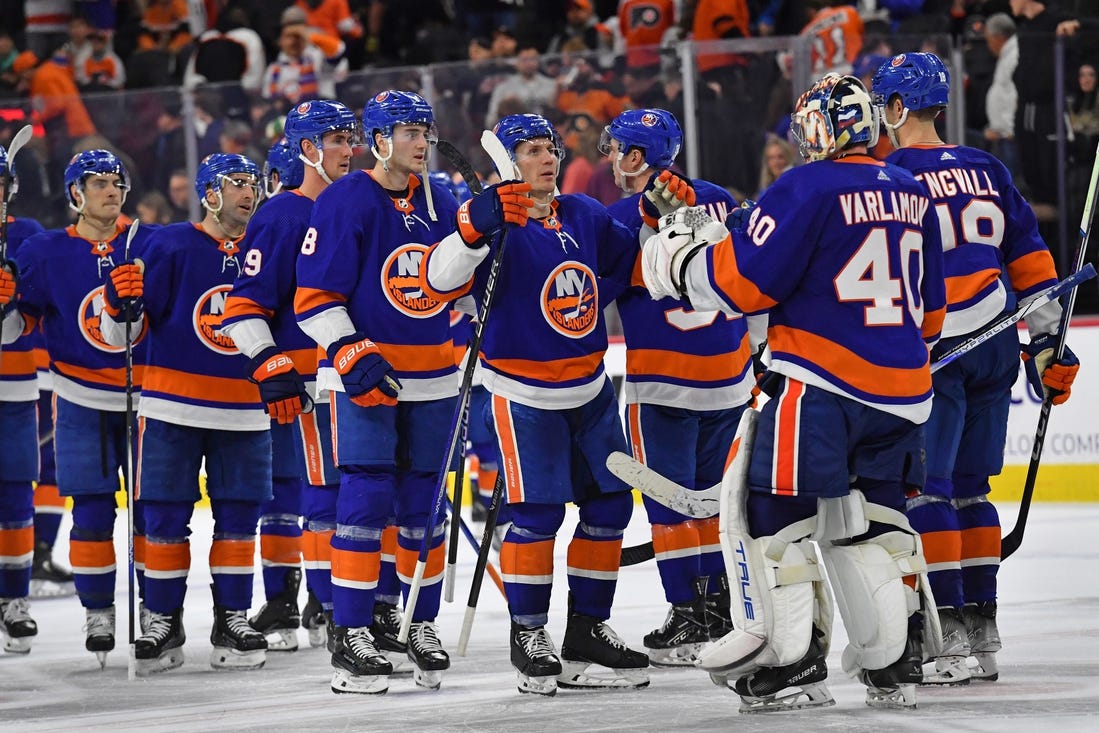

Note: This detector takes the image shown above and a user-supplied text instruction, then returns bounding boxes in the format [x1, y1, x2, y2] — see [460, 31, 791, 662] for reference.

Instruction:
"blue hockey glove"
[456, 181, 534, 247]
[329, 332, 402, 407]
[728, 199, 757, 231]
[1022, 334, 1080, 405]
[247, 346, 313, 424]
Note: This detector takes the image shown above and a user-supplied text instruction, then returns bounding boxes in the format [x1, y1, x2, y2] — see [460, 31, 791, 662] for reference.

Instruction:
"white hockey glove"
[641, 207, 728, 301]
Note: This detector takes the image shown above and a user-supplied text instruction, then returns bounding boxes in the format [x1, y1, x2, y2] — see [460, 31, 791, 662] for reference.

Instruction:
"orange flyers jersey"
[619, 0, 676, 68]
[802, 5, 863, 76]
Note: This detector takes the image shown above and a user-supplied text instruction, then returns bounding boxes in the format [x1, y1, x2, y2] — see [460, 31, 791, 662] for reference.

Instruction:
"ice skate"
[511, 622, 562, 696]
[921, 607, 971, 686]
[862, 625, 923, 709]
[84, 606, 116, 668]
[731, 629, 833, 713]
[0, 597, 37, 654]
[301, 589, 328, 649]
[330, 626, 391, 695]
[704, 575, 734, 640]
[964, 602, 1001, 682]
[642, 602, 708, 667]
[29, 542, 75, 599]
[371, 602, 410, 674]
[407, 621, 450, 690]
[558, 612, 649, 690]
[210, 606, 267, 670]
[134, 608, 185, 675]
[249, 568, 301, 652]
[139, 601, 153, 634]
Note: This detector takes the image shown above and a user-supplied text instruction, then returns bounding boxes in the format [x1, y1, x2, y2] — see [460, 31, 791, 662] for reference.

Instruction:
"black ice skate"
[0, 597, 38, 654]
[558, 611, 650, 690]
[330, 626, 392, 695]
[249, 568, 301, 652]
[862, 623, 923, 709]
[732, 627, 834, 713]
[704, 574, 734, 640]
[921, 607, 971, 686]
[301, 589, 328, 649]
[407, 621, 450, 690]
[210, 606, 267, 670]
[84, 606, 115, 668]
[964, 601, 1001, 682]
[511, 622, 562, 696]
[30, 542, 75, 599]
[134, 608, 185, 675]
[371, 602, 410, 674]
[642, 602, 709, 667]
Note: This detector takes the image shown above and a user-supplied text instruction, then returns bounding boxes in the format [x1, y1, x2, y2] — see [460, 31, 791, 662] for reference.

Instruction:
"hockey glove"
[329, 332, 402, 408]
[103, 260, 145, 321]
[0, 260, 16, 308]
[728, 199, 757, 232]
[247, 346, 313, 424]
[456, 181, 534, 247]
[1022, 334, 1080, 405]
[640, 170, 696, 228]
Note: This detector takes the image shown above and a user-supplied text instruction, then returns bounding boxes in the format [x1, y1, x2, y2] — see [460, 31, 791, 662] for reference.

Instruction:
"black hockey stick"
[436, 140, 483, 196]
[444, 492, 505, 599]
[1002, 142, 1099, 560]
[621, 541, 655, 566]
[456, 472, 505, 656]
[122, 219, 141, 679]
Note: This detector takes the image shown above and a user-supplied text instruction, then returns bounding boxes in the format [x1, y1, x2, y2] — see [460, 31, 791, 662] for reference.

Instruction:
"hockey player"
[4, 150, 155, 666]
[421, 113, 668, 697]
[100, 153, 270, 676]
[262, 137, 304, 200]
[294, 90, 460, 694]
[30, 358, 76, 599]
[0, 144, 45, 653]
[641, 74, 947, 710]
[223, 102, 366, 655]
[600, 108, 756, 666]
[872, 52, 1080, 685]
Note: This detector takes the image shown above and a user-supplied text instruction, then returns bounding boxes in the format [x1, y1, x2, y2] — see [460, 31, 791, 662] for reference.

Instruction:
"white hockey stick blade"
[4, 124, 33, 164]
[480, 129, 519, 181]
[124, 218, 140, 258]
[605, 452, 719, 518]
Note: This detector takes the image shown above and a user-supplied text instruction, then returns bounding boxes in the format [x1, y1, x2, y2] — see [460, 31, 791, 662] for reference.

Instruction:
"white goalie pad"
[697, 410, 832, 675]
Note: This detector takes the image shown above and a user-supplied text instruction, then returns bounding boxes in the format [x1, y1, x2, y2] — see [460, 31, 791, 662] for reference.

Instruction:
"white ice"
[2, 502, 1097, 733]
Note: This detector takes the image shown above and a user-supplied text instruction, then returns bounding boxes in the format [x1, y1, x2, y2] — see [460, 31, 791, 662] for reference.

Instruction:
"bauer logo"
[192, 284, 238, 354]
[380, 244, 446, 318]
[78, 286, 147, 353]
[540, 261, 597, 339]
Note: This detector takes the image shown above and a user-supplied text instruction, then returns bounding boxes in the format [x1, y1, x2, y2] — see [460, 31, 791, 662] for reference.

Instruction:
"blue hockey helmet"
[362, 90, 436, 144]
[600, 109, 682, 169]
[284, 99, 361, 155]
[428, 170, 473, 203]
[492, 113, 565, 172]
[792, 73, 879, 162]
[871, 52, 950, 112]
[264, 138, 304, 197]
[64, 149, 129, 205]
[195, 153, 261, 208]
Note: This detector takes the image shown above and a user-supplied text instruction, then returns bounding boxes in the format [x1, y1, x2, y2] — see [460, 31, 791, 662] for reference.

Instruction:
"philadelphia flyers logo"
[541, 261, 597, 338]
[78, 287, 147, 353]
[192, 284, 238, 354]
[380, 244, 446, 319]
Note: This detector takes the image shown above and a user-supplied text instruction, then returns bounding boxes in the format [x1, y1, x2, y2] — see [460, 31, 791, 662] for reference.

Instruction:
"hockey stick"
[456, 473, 505, 656]
[444, 492, 505, 599]
[436, 140, 483, 196]
[931, 264, 1096, 374]
[606, 451, 721, 518]
[0, 125, 34, 367]
[1002, 143, 1099, 560]
[122, 218, 140, 680]
[399, 132, 515, 644]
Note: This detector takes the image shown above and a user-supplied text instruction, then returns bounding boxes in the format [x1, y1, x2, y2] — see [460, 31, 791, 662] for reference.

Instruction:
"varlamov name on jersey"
[914, 167, 1001, 200]
[838, 189, 930, 226]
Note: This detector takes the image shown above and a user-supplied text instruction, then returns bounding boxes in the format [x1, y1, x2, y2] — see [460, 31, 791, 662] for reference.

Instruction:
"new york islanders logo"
[541, 261, 597, 339]
[374, 91, 390, 103]
[297, 101, 311, 114]
[78, 287, 146, 353]
[381, 244, 446, 318]
[891, 54, 906, 67]
[192, 285, 238, 354]
[640, 112, 658, 127]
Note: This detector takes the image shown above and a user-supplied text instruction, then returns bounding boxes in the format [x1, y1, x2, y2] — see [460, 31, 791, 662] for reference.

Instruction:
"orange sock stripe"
[921, 529, 962, 571]
[33, 483, 66, 510]
[397, 542, 446, 585]
[145, 540, 191, 579]
[259, 533, 302, 567]
[0, 526, 34, 565]
[567, 537, 623, 575]
[961, 526, 1001, 565]
[331, 547, 380, 589]
[651, 521, 701, 556]
[500, 538, 554, 583]
[133, 535, 147, 570]
[69, 538, 116, 573]
[697, 516, 720, 549]
[209, 538, 255, 574]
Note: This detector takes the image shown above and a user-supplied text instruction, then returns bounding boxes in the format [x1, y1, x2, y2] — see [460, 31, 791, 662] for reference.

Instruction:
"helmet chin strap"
[612, 152, 649, 193]
[301, 142, 333, 185]
[371, 135, 393, 172]
[884, 106, 910, 148]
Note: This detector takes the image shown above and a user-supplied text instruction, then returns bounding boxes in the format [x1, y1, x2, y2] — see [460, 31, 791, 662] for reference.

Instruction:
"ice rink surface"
[2, 502, 1097, 733]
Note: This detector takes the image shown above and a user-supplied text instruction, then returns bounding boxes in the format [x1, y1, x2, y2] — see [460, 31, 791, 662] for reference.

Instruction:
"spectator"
[76, 28, 124, 91]
[151, 103, 186, 195]
[556, 55, 628, 123]
[218, 119, 264, 164]
[984, 12, 1020, 178]
[797, 1, 864, 75]
[688, 0, 752, 93]
[64, 15, 93, 72]
[136, 190, 174, 225]
[263, 5, 349, 106]
[0, 30, 22, 99]
[547, 0, 613, 55]
[294, 0, 363, 42]
[618, 0, 676, 73]
[491, 25, 518, 59]
[184, 8, 266, 120]
[166, 168, 191, 221]
[464, 1, 519, 40]
[13, 49, 96, 180]
[560, 113, 601, 194]
[137, 0, 192, 54]
[486, 46, 558, 125]
[755, 135, 797, 197]
[24, 0, 73, 59]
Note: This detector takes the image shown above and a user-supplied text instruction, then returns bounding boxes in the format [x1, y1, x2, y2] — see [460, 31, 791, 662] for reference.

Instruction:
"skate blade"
[136, 648, 185, 676]
[557, 661, 650, 690]
[866, 683, 917, 710]
[95, 650, 109, 669]
[263, 629, 299, 652]
[413, 667, 445, 690]
[517, 671, 558, 696]
[3, 636, 33, 654]
[210, 647, 266, 670]
[384, 651, 412, 676]
[968, 654, 999, 682]
[29, 579, 76, 599]
[646, 642, 704, 667]
[920, 656, 971, 686]
[331, 669, 389, 695]
[738, 682, 836, 714]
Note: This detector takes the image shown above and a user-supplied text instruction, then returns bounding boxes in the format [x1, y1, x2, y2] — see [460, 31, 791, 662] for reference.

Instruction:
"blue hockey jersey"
[1, 217, 46, 402]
